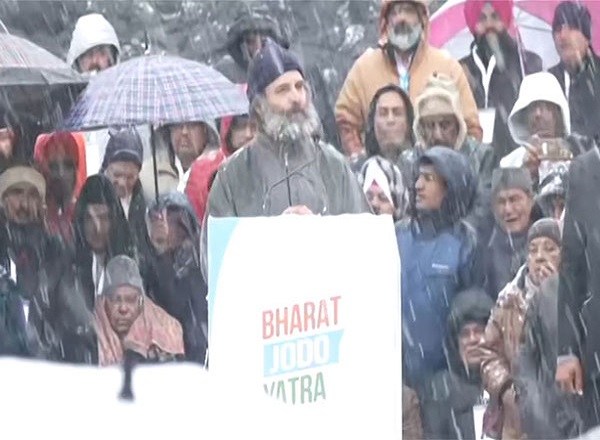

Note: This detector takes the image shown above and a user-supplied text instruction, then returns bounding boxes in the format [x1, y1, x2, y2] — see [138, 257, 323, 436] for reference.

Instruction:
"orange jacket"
[335, 0, 482, 156]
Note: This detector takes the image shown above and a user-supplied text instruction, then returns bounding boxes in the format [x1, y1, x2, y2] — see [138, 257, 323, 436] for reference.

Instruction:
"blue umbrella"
[63, 54, 249, 130]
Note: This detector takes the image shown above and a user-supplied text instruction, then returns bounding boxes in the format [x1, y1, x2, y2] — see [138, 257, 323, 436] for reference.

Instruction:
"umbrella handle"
[150, 125, 159, 203]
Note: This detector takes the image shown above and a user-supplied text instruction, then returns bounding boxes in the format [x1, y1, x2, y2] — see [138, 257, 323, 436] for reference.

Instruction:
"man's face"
[169, 122, 208, 169]
[242, 31, 266, 60]
[474, 2, 506, 37]
[228, 116, 254, 151]
[528, 236, 561, 286]
[494, 188, 533, 234]
[420, 114, 460, 148]
[527, 101, 562, 138]
[2, 183, 43, 225]
[83, 203, 111, 253]
[0, 128, 14, 159]
[554, 25, 589, 69]
[387, 2, 422, 50]
[265, 70, 307, 115]
[365, 181, 395, 216]
[105, 285, 142, 337]
[458, 322, 486, 369]
[415, 164, 447, 211]
[149, 207, 189, 254]
[77, 45, 115, 73]
[105, 161, 140, 200]
[47, 145, 77, 198]
[374, 91, 408, 155]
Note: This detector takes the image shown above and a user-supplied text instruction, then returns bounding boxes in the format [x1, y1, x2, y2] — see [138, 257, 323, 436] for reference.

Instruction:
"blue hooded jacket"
[396, 147, 480, 388]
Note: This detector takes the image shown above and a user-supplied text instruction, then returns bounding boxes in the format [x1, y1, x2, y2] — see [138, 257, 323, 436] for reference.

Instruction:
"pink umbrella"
[430, 0, 600, 70]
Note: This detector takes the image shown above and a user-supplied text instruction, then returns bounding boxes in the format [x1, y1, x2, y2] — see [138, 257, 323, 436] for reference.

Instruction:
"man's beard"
[475, 30, 516, 69]
[261, 101, 322, 146]
[388, 22, 422, 52]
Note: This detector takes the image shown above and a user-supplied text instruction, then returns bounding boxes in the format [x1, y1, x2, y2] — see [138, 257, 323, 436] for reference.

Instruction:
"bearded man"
[207, 38, 369, 217]
[461, 0, 542, 163]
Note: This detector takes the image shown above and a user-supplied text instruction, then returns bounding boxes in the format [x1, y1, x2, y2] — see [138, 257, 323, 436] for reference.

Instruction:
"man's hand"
[556, 357, 584, 395]
[282, 205, 314, 216]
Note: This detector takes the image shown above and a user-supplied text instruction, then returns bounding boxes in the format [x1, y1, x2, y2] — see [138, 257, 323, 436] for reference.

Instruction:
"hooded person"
[207, 38, 370, 217]
[335, 0, 482, 158]
[94, 255, 185, 366]
[422, 287, 494, 440]
[73, 174, 135, 306]
[352, 84, 415, 179]
[67, 13, 120, 74]
[214, 11, 289, 84]
[482, 167, 539, 299]
[185, 84, 253, 223]
[100, 127, 150, 274]
[549, 1, 600, 141]
[481, 218, 563, 440]
[460, 0, 542, 162]
[145, 192, 208, 365]
[397, 147, 480, 406]
[358, 156, 407, 222]
[34, 131, 87, 241]
[500, 71, 594, 174]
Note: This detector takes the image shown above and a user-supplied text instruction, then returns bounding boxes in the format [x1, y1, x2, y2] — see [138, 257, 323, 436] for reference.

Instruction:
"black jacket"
[549, 51, 600, 143]
[460, 40, 542, 164]
[559, 146, 600, 379]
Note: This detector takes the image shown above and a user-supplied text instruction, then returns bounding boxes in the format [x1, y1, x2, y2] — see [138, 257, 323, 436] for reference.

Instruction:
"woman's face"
[527, 236, 561, 286]
[105, 285, 142, 337]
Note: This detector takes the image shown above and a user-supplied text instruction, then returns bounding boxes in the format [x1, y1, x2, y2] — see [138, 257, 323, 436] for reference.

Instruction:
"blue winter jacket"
[397, 147, 480, 388]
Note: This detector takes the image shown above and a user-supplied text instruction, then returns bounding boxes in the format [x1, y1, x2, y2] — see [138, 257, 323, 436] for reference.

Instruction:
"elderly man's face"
[105, 285, 142, 337]
[420, 114, 460, 148]
[77, 44, 115, 73]
[264, 70, 307, 115]
[169, 122, 208, 170]
[374, 91, 409, 155]
[474, 2, 506, 36]
[494, 188, 533, 234]
[527, 101, 562, 138]
[105, 161, 140, 200]
[554, 25, 589, 69]
[3, 183, 43, 225]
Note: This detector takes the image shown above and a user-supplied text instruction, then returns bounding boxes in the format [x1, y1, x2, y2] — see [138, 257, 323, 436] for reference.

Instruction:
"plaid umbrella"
[63, 55, 249, 131]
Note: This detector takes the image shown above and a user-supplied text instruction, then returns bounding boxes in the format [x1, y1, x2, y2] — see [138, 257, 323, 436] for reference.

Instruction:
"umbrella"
[429, 0, 600, 70]
[63, 54, 249, 131]
[63, 54, 249, 202]
[0, 32, 87, 159]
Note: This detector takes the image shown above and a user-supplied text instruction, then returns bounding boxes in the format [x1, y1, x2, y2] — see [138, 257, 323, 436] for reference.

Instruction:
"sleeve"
[557, 159, 586, 359]
[453, 60, 483, 142]
[341, 159, 372, 214]
[480, 301, 513, 399]
[335, 60, 366, 156]
[206, 169, 236, 218]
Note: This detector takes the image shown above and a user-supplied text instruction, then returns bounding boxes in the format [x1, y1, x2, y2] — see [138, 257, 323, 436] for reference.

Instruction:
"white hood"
[508, 72, 571, 147]
[67, 13, 121, 68]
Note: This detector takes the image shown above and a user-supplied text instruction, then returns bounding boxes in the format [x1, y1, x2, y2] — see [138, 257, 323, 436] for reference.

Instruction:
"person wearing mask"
[34, 131, 87, 241]
[101, 127, 149, 268]
[208, 38, 369, 217]
[335, 0, 481, 158]
[214, 10, 288, 84]
[481, 219, 562, 440]
[397, 147, 479, 424]
[73, 175, 134, 305]
[95, 255, 185, 366]
[483, 168, 537, 300]
[0, 166, 92, 361]
[461, 0, 542, 163]
[358, 156, 407, 222]
[423, 287, 494, 440]
[549, 1, 599, 142]
[353, 84, 415, 179]
[146, 192, 208, 365]
[185, 85, 254, 223]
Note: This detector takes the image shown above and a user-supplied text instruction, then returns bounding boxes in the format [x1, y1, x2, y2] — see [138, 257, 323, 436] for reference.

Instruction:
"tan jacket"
[403, 385, 424, 440]
[481, 267, 537, 440]
[335, 0, 482, 156]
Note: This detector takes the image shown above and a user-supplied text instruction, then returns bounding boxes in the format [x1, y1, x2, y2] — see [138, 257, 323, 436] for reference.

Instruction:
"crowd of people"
[0, 0, 599, 439]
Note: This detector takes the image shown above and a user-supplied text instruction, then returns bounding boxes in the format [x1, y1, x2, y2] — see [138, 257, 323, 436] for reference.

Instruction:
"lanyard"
[396, 59, 410, 92]
[472, 47, 496, 108]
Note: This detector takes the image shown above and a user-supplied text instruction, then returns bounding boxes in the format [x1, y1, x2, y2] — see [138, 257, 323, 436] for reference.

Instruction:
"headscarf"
[358, 156, 407, 221]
